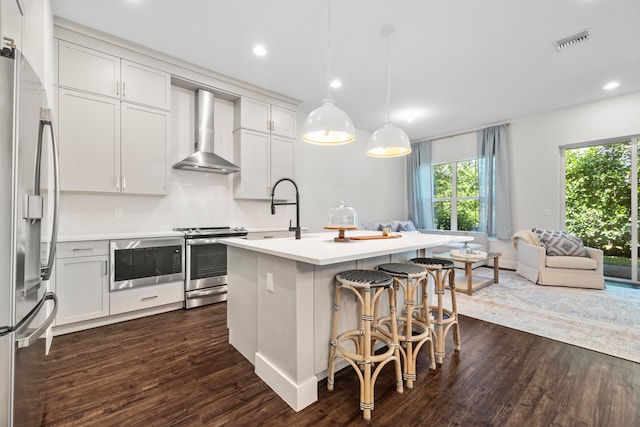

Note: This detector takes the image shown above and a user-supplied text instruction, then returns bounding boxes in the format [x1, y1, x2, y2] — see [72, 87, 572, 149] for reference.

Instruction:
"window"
[562, 138, 639, 283]
[433, 159, 479, 231]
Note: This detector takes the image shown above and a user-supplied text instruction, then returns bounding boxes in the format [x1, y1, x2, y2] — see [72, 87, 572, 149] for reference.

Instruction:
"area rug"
[444, 268, 640, 363]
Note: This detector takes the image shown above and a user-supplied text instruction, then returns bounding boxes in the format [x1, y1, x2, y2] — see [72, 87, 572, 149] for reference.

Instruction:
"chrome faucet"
[270, 177, 301, 239]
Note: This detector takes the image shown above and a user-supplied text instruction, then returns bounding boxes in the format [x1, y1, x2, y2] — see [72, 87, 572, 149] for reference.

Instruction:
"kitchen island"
[221, 230, 471, 411]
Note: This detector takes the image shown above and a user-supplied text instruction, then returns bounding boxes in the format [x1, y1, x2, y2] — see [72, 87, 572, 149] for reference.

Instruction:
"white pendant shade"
[301, 98, 356, 145]
[366, 122, 411, 158]
[367, 24, 412, 158]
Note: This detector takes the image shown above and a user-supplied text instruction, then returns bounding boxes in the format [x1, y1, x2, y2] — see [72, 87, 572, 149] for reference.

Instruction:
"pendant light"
[301, 0, 355, 145]
[366, 25, 411, 158]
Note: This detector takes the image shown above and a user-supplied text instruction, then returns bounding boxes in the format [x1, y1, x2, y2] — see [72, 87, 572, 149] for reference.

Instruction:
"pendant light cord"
[326, 0, 333, 100]
[384, 25, 394, 123]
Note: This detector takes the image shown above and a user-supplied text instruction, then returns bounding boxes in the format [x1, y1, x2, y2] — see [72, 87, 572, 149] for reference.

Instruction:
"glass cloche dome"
[326, 201, 358, 227]
[325, 201, 358, 242]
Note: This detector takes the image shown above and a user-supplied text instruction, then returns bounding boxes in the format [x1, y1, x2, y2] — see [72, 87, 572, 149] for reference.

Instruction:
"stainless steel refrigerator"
[0, 47, 59, 426]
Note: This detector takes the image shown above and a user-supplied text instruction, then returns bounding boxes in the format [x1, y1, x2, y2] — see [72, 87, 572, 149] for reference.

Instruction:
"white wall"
[57, 87, 407, 236]
[295, 115, 407, 232]
[500, 91, 640, 267]
[429, 91, 640, 269]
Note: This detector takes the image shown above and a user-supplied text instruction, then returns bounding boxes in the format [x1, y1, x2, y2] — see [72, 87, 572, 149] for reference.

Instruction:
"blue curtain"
[477, 125, 512, 239]
[407, 140, 433, 229]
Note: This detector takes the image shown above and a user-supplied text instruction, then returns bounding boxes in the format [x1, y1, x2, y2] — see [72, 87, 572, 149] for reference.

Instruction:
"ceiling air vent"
[554, 30, 591, 52]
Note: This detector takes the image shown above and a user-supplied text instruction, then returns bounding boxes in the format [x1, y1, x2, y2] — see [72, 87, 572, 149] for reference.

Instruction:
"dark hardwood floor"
[43, 302, 640, 426]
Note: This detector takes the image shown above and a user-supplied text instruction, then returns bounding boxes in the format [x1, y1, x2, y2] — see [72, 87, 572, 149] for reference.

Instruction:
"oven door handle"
[186, 286, 228, 299]
[186, 238, 223, 246]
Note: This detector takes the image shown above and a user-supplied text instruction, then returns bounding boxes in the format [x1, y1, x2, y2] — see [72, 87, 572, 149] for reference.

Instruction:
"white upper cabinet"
[120, 60, 171, 110]
[233, 96, 297, 200]
[270, 105, 296, 139]
[57, 88, 169, 195]
[120, 103, 170, 195]
[56, 39, 171, 195]
[58, 89, 121, 193]
[233, 129, 294, 200]
[58, 41, 120, 98]
[58, 40, 171, 110]
[0, 0, 23, 51]
[233, 129, 270, 200]
[234, 97, 297, 138]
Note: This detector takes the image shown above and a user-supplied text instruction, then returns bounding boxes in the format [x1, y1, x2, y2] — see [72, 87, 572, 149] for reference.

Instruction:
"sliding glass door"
[562, 137, 639, 283]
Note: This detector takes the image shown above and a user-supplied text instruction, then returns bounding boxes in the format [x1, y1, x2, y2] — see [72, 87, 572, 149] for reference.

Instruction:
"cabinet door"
[58, 89, 120, 192]
[121, 60, 171, 110]
[233, 129, 270, 199]
[121, 103, 169, 195]
[237, 97, 270, 132]
[271, 105, 297, 138]
[270, 135, 295, 200]
[58, 41, 120, 98]
[55, 255, 109, 325]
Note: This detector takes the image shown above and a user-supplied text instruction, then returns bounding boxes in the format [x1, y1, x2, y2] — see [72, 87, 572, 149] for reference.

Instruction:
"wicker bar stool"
[375, 263, 436, 389]
[409, 258, 460, 364]
[328, 269, 403, 421]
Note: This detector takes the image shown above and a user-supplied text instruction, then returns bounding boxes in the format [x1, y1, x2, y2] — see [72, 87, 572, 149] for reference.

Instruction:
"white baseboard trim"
[255, 352, 318, 412]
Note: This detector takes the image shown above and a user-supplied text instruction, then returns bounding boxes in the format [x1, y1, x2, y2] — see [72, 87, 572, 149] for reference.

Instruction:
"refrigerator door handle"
[34, 108, 59, 281]
[16, 292, 58, 349]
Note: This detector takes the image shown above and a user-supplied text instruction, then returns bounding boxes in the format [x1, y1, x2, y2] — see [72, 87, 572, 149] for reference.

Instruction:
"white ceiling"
[51, 0, 640, 141]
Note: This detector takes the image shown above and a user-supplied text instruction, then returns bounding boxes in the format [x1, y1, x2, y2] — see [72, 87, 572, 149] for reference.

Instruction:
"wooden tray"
[349, 234, 402, 240]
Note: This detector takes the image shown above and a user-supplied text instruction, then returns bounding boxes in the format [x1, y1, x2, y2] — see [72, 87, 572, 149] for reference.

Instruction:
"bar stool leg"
[447, 269, 461, 351]
[387, 285, 404, 394]
[361, 288, 373, 420]
[327, 283, 343, 392]
[417, 276, 437, 371]
[434, 269, 446, 364]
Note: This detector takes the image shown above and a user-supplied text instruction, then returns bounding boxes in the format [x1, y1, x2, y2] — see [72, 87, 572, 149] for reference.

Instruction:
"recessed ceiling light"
[330, 79, 342, 89]
[603, 81, 620, 90]
[252, 45, 267, 56]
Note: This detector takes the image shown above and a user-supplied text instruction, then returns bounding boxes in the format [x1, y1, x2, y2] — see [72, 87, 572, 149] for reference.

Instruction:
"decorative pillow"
[532, 228, 568, 241]
[539, 234, 588, 257]
[377, 223, 393, 232]
[395, 220, 417, 232]
[359, 222, 382, 231]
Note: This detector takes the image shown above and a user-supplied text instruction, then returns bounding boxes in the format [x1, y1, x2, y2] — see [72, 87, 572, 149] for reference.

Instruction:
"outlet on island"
[114, 208, 123, 218]
[266, 272, 274, 292]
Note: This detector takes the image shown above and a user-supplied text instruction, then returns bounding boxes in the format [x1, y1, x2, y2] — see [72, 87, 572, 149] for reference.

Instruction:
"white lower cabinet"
[110, 281, 184, 315]
[55, 241, 110, 326]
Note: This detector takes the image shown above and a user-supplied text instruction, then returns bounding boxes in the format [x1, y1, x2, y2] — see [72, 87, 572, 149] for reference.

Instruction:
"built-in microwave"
[110, 237, 184, 291]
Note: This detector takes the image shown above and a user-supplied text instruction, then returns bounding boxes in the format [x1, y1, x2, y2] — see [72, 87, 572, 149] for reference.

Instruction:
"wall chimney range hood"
[173, 89, 240, 174]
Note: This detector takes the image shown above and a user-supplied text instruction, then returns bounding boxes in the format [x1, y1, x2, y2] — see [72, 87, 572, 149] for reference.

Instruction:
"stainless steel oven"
[174, 227, 247, 309]
[110, 237, 184, 291]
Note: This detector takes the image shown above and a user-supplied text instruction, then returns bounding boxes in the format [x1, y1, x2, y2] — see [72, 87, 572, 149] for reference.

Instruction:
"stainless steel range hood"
[173, 89, 240, 174]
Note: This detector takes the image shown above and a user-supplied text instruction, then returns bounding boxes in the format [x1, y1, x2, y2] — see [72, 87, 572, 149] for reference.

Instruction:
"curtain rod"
[416, 121, 511, 143]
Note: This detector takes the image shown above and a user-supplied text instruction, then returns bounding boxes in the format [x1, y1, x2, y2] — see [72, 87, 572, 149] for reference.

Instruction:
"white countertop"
[221, 230, 472, 266]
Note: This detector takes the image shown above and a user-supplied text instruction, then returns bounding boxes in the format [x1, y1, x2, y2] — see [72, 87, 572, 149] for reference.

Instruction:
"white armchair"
[514, 230, 605, 289]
